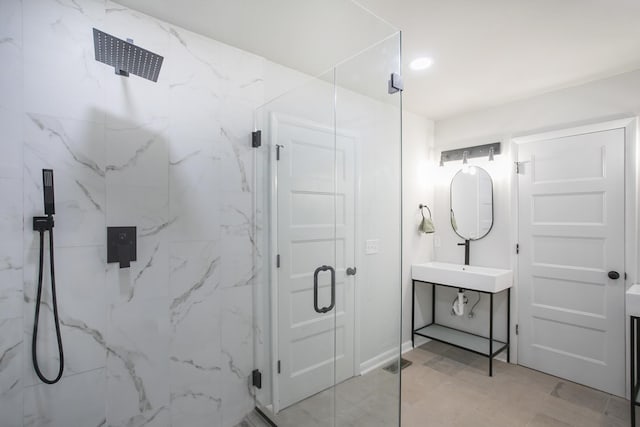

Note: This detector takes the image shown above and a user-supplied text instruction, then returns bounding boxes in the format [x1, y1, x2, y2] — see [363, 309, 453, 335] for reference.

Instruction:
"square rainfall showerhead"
[93, 28, 164, 82]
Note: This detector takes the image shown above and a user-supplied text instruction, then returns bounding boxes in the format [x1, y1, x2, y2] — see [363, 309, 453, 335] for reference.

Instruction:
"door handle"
[313, 265, 336, 314]
[608, 271, 620, 280]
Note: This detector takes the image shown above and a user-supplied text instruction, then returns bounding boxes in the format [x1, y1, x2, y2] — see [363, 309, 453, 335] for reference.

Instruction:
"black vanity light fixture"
[439, 142, 501, 166]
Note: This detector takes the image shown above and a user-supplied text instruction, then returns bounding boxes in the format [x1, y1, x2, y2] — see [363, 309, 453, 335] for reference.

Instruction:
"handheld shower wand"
[32, 169, 64, 384]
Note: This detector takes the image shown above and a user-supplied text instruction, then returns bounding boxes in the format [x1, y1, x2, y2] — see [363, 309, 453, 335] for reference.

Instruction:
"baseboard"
[401, 340, 415, 354]
[360, 340, 430, 375]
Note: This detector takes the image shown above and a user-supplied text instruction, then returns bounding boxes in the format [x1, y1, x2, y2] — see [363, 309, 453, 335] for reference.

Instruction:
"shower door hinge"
[276, 144, 283, 161]
[276, 254, 280, 268]
[277, 360, 281, 374]
[388, 72, 404, 94]
[252, 369, 262, 389]
[252, 130, 262, 148]
[516, 243, 520, 254]
[515, 324, 519, 335]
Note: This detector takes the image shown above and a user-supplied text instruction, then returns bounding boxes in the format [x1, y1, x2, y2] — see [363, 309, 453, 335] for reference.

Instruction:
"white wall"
[430, 68, 640, 343]
[402, 113, 435, 347]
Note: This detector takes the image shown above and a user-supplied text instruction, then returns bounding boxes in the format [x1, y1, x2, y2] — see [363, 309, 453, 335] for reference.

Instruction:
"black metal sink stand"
[630, 315, 640, 426]
[411, 280, 511, 376]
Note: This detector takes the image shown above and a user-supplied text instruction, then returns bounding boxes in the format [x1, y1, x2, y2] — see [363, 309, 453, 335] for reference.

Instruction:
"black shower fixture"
[92, 28, 164, 82]
[32, 169, 64, 384]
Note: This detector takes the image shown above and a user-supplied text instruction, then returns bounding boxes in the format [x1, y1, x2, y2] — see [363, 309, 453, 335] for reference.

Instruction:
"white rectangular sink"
[626, 284, 640, 317]
[412, 261, 513, 293]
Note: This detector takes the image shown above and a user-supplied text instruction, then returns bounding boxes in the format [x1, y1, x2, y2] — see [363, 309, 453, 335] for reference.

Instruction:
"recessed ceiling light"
[409, 57, 433, 71]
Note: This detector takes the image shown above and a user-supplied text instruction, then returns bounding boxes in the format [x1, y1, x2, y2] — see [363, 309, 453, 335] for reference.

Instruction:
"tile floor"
[238, 340, 631, 427]
[402, 341, 630, 427]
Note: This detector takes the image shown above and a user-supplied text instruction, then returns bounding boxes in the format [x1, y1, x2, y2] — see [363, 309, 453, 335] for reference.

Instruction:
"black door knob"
[608, 271, 620, 280]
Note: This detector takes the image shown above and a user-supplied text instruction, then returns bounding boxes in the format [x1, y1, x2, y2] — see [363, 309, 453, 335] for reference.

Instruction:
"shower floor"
[239, 364, 400, 427]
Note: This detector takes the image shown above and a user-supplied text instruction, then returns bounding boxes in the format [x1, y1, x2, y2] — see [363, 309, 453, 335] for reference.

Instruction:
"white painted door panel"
[518, 128, 625, 397]
[275, 116, 355, 410]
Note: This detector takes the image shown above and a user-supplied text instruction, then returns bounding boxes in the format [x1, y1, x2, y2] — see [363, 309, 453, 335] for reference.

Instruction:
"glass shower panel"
[332, 32, 403, 427]
[254, 68, 339, 426]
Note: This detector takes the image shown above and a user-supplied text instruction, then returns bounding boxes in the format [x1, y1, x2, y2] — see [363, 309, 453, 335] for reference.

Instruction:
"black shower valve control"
[33, 216, 54, 232]
[107, 226, 137, 269]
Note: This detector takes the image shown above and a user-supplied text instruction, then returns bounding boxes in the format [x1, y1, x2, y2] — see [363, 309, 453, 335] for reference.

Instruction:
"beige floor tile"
[422, 354, 468, 376]
[537, 394, 605, 427]
[603, 395, 630, 423]
[403, 347, 439, 365]
[528, 413, 572, 427]
[551, 381, 609, 413]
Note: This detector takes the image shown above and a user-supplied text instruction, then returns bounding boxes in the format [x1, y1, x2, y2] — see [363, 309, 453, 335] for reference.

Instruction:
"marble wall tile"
[0, 108, 23, 179]
[105, 120, 169, 189]
[169, 241, 221, 343]
[216, 120, 255, 194]
[166, 25, 262, 143]
[219, 193, 256, 290]
[168, 135, 222, 241]
[22, 245, 107, 387]
[23, 114, 106, 249]
[106, 298, 170, 427]
[0, 0, 23, 113]
[219, 234, 255, 290]
[169, 241, 224, 426]
[23, 0, 106, 123]
[0, 179, 23, 320]
[219, 286, 254, 427]
[165, 25, 263, 105]
[0, 317, 23, 427]
[169, 361, 223, 427]
[23, 368, 106, 427]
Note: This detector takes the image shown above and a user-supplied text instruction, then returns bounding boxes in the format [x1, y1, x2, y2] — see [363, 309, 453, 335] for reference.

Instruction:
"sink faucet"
[457, 239, 470, 265]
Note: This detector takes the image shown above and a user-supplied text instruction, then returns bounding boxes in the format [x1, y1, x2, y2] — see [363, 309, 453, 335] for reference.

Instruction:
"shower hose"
[32, 227, 64, 384]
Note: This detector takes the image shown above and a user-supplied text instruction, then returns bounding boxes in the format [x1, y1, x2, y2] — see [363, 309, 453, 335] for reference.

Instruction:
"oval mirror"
[450, 166, 494, 240]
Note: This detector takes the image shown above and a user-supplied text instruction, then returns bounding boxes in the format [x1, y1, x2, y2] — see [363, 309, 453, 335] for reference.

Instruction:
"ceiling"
[115, 0, 640, 120]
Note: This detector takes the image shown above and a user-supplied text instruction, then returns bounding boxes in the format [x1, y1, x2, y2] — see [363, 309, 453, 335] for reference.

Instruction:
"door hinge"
[625, 272, 628, 280]
[515, 324, 519, 335]
[252, 130, 262, 148]
[252, 369, 262, 389]
[516, 243, 520, 254]
[276, 144, 283, 161]
[515, 162, 521, 174]
[388, 72, 403, 94]
[277, 360, 281, 374]
[276, 254, 280, 268]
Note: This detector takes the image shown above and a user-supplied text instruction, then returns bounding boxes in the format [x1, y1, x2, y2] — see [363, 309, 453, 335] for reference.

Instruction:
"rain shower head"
[93, 28, 164, 82]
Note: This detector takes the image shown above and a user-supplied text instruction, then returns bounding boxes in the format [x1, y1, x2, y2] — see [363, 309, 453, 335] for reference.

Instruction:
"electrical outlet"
[365, 239, 379, 255]
[434, 236, 441, 248]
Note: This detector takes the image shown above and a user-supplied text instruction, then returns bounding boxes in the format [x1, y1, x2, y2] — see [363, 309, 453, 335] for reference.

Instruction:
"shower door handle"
[313, 265, 336, 314]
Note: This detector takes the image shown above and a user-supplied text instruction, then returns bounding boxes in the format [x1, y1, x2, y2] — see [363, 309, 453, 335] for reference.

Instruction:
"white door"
[517, 127, 625, 396]
[274, 115, 356, 410]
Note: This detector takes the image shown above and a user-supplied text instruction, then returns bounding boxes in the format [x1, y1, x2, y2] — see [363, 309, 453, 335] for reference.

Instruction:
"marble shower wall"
[0, 0, 262, 426]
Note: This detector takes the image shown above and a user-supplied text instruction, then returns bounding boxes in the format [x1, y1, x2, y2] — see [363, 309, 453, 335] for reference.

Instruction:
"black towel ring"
[419, 204, 432, 219]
